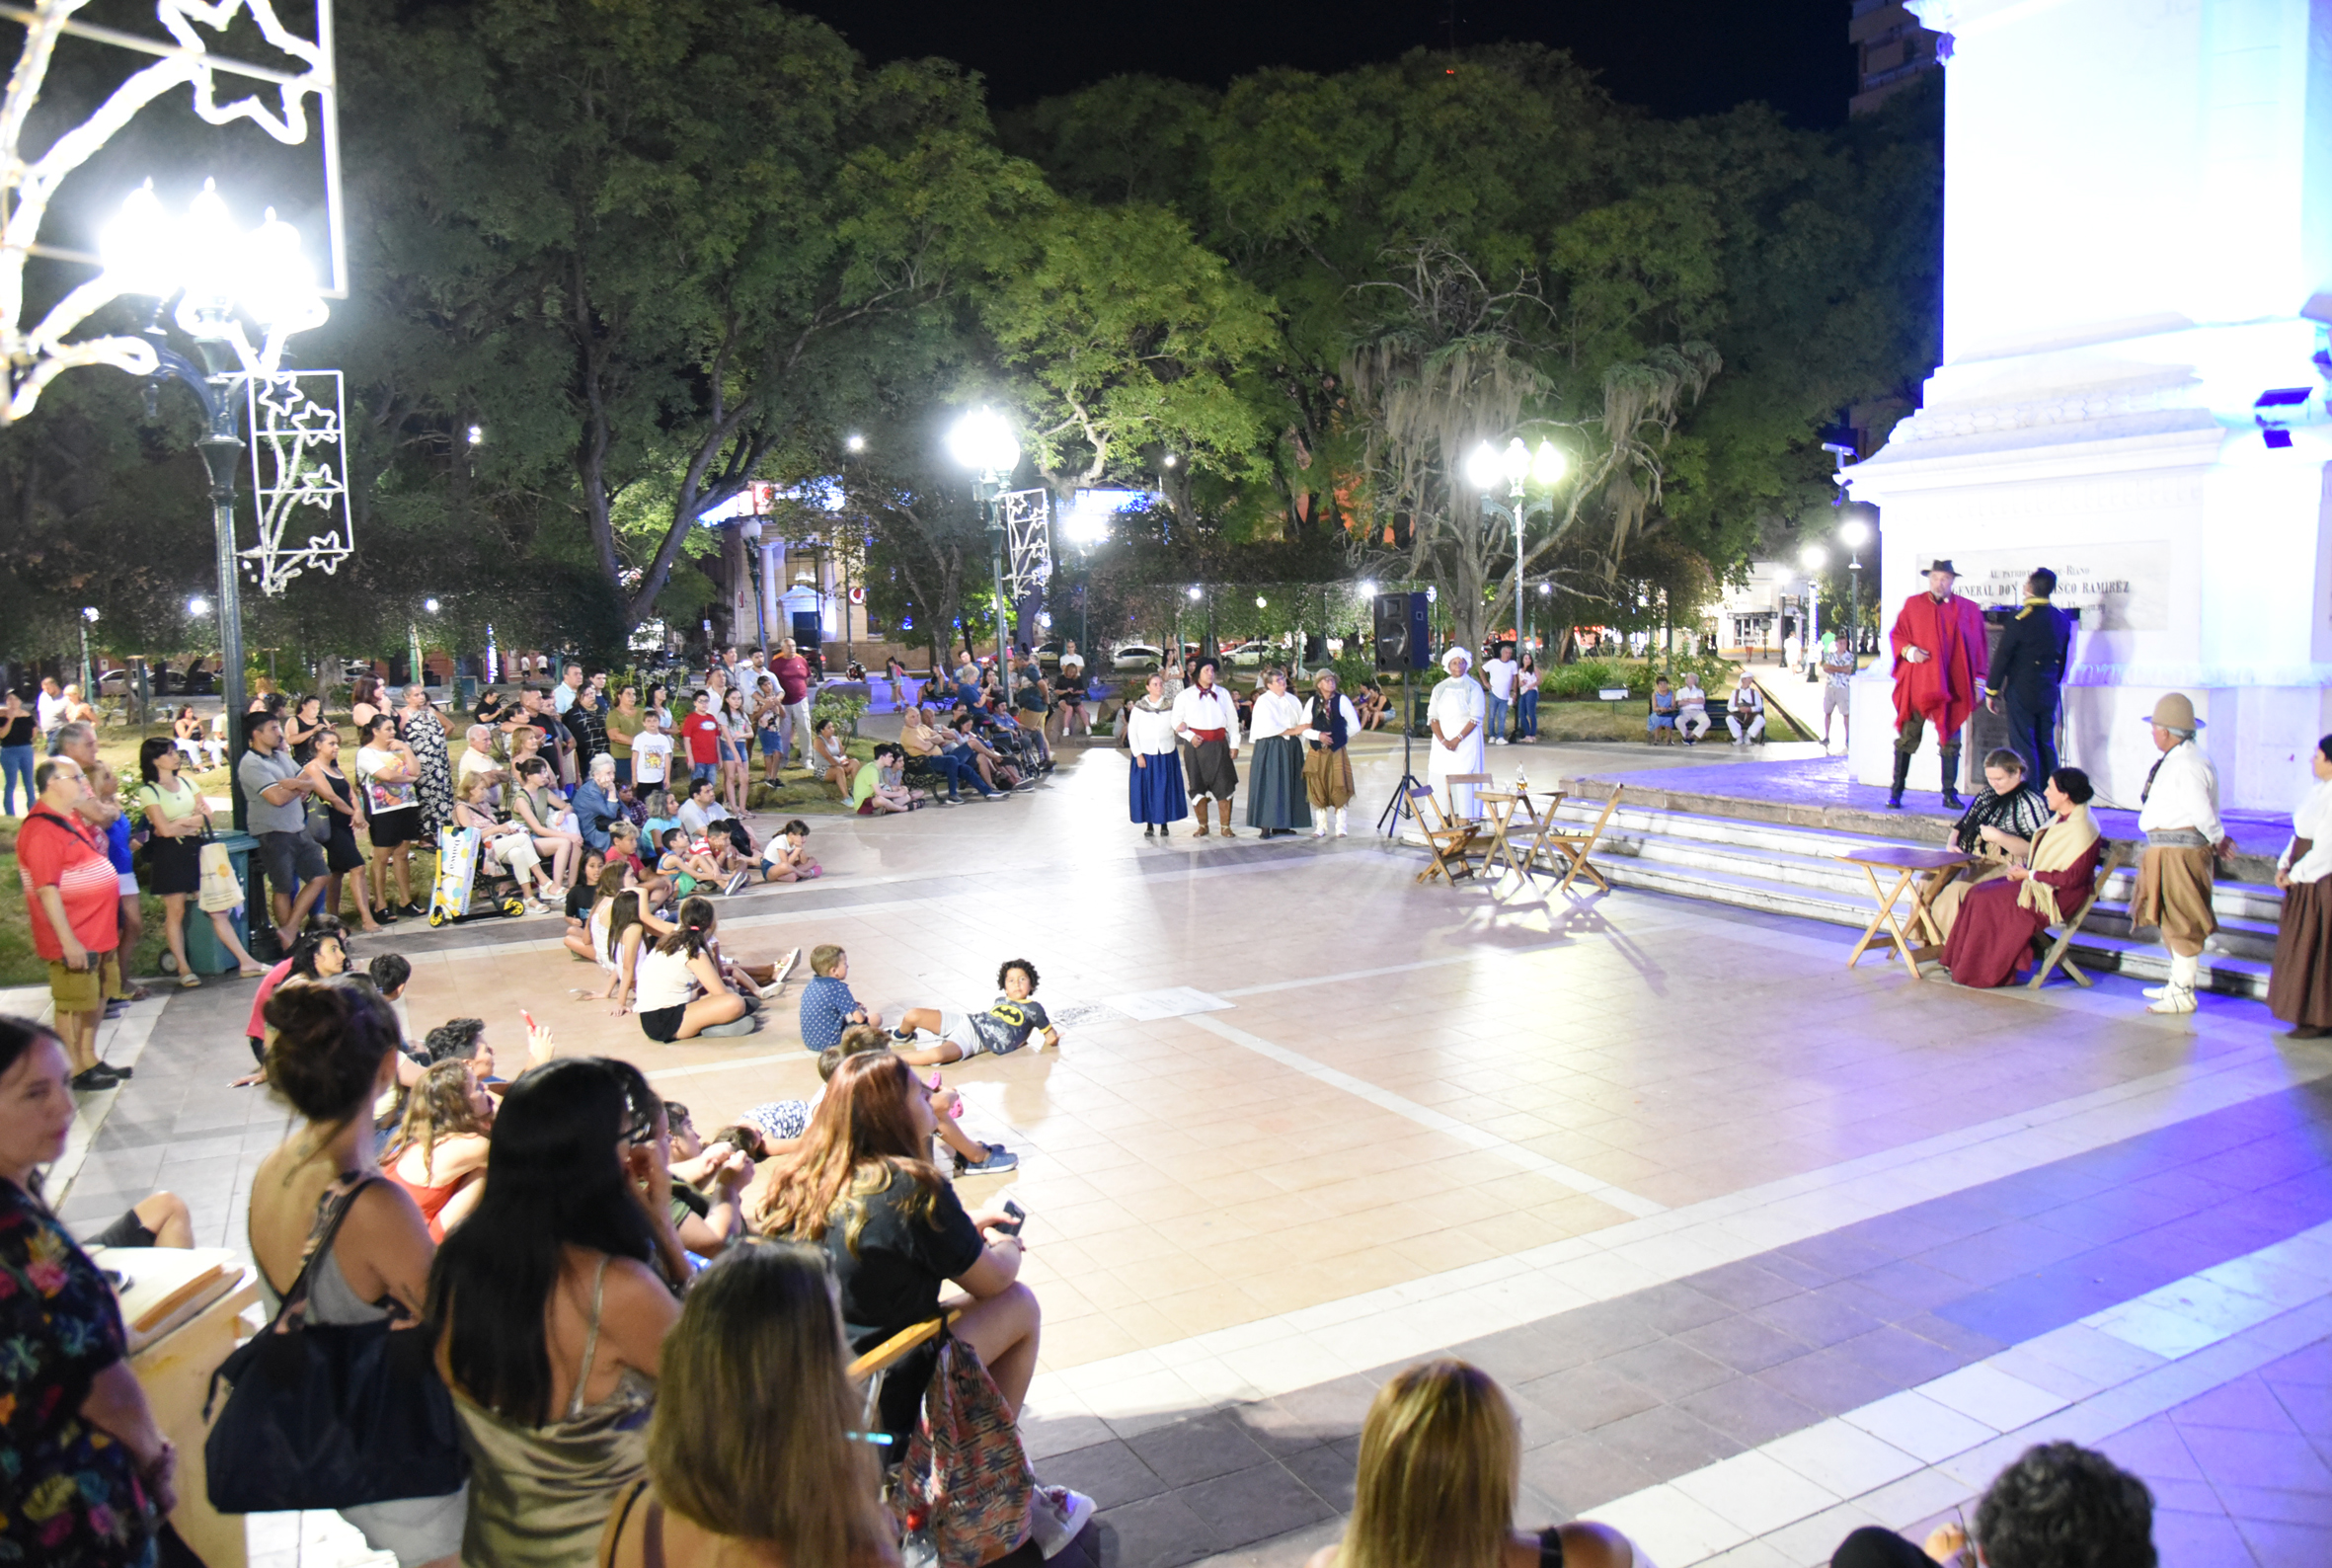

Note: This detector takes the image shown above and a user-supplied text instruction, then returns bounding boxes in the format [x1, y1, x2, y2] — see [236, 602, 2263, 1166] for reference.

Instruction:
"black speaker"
[1405, 592, 1431, 669]
[1372, 593, 1408, 671]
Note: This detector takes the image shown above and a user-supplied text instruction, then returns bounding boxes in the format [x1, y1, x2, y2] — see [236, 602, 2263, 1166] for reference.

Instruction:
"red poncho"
[1891, 590, 1988, 734]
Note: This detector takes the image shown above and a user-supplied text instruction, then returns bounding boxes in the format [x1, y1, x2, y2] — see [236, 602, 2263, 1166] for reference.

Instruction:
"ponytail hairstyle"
[603, 890, 646, 965]
[655, 896, 718, 959]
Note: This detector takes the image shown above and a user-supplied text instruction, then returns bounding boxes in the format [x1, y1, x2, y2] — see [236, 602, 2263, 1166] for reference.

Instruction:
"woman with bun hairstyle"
[247, 979, 467, 1568]
[430, 1057, 686, 1568]
[1308, 1359, 1642, 1568]
[630, 897, 757, 1042]
[598, 1243, 899, 1568]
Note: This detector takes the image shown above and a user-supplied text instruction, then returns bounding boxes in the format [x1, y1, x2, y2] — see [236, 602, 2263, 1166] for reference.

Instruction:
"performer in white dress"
[1427, 646, 1487, 821]
[1126, 672, 1190, 838]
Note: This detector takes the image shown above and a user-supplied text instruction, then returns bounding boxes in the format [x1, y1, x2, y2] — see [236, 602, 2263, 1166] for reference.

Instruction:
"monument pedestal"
[1847, 0, 2332, 814]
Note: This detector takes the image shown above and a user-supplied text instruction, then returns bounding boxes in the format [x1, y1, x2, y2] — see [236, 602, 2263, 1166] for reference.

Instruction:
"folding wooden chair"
[2027, 840, 2120, 989]
[1409, 784, 1482, 885]
[1536, 785, 1623, 896]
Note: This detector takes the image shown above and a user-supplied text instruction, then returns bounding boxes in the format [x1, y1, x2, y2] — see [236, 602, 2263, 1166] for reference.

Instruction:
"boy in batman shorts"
[888, 957, 1061, 1064]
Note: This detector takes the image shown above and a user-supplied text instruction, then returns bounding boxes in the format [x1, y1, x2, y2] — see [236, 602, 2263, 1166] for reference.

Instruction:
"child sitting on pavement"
[753, 819, 821, 884]
[730, 1023, 1016, 1175]
[887, 958, 1061, 1065]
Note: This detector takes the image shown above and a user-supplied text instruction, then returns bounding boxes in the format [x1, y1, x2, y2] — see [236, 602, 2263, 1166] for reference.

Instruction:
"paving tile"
[1517, 1362, 1663, 1433]
[1277, 1441, 1359, 1515]
[2190, 1428, 2332, 1495]
[1682, 1260, 1807, 1312]
[1593, 1402, 1744, 1474]
[1598, 1336, 1739, 1401]
[1094, 1490, 1221, 1568]
[2172, 1377, 2306, 1435]
[1834, 1324, 1979, 1388]
[1175, 1462, 1336, 1553]
[1754, 1347, 1908, 1418]
[1676, 1313, 1816, 1375]
[1748, 1291, 1888, 1351]
[1127, 1410, 1276, 1489]
[1519, 1434, 1661, 1518]
[2236, 1517, 2332, 1568]
[1675, 1375, 1826, 1449]
[1040, 1440, 1170, 1511]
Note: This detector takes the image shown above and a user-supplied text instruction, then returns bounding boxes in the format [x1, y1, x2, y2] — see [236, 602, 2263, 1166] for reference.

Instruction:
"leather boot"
[1218, 799, 1237, 838]
[1887, 748, 1910, 809]
[1939, 745, 1964, 810]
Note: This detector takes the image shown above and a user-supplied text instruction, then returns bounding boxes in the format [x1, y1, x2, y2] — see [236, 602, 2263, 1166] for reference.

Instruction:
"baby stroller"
[427, 825, 528, 927]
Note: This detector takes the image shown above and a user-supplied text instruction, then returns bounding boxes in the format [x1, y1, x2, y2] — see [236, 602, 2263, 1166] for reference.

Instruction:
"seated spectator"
[422, 1012, 552, 1102]
[1678, 672, 1711, 743]
[633, 897, 760, 1042]
[1647, 675, 1678, 739]
[948, 713, 1026, 791]
[248, 980, 468, 1564]
[565, 850, 610, 933]
[658, 827, 728, 899]
[510, 755, 584, 892]
[596, 1242, 898, 1568]
[659, 1100, 753, 1260]
[0, 1018, 181, 1566]
[239, 918, 351, 1083]
[739, 1023, 1014, 1175]
[384, 1058, 495, 1239]
[799, 944, 883, 1053]
[888, 958, 1061, 1066]
[566, 864, 626, 962]
[752, 819, 822, 884]
[899, 706, 995, 802]
[1942, 767, 2103, 989]
[1306, 1359, 1640, 1568]
[675, 776, 753, 862]
[606, 820, 651, 885]
[640, 789, 680, 846]
[1829, 1441, 2153, 1568]
[1354, 678, 1387, 731]
[455, 724, 504, 806]
[1931, 748, 2055, 938]
[811, 719, 854, 797]
[851, 744, 916, 816]
[751, 1052, 1088, 1549]
[1727, 671, 1765, 745]
[78, 1189, 195, 1253]
[429, 1058, 687, 1566]
[456, 771, 563, 914]
[573, 752, 624, 855]
[591, 889, 673, 1016]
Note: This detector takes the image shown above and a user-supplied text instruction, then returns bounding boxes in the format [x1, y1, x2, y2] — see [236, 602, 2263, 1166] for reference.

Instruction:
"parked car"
[1111, 643, 1164, 670]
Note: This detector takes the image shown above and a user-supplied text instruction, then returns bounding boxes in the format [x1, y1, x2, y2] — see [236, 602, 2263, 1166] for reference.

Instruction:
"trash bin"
[458, 674, 478, 710]
[180, 832, 258, 976]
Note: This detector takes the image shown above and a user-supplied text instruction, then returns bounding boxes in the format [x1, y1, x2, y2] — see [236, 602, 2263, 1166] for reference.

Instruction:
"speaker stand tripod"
[1376, 669, 1429, 838]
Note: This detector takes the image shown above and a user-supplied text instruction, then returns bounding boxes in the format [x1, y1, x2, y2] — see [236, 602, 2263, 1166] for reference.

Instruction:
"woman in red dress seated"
[1942, 767, 2103, 988]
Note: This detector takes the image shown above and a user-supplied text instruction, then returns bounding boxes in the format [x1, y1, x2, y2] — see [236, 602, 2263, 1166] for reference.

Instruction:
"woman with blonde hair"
[1308, 1360, 1644, 1568]
[597, 1243, 899, 1568]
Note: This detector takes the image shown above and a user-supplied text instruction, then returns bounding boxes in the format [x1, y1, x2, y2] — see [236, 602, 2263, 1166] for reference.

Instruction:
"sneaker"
[724, 869, 752, 897]
[1027, 1486, 1095, 1559]
[955, 1142, 1020, 1176]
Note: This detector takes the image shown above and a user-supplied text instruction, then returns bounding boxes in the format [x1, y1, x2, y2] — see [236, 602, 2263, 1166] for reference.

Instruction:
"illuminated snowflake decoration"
[1000, 487, 1052, 598]
[241, 369, 351, 594]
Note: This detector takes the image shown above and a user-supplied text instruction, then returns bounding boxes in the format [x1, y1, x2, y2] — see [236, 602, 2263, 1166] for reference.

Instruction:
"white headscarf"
[1441, 648, 1471, 673]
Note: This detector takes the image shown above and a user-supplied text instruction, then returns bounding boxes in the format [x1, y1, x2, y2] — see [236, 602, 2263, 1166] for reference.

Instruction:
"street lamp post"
[1464, 436, 1566, 659]
[1838, 514, 1873, 657]
[945, 409, 1022, 705]
[1800, 545, 1828, 671]
[78, 606, 98, 697]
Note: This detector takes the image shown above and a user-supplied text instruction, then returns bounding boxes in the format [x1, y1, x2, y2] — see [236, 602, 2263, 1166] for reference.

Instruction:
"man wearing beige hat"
[2133, 693, 2237, 1015]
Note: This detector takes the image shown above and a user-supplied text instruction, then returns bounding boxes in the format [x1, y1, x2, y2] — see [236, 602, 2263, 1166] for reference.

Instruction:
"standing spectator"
[716, 687, 753, 818]
[304, 728, 386, 932]
[1056, 641, 1088, 739]
[398, 683, 458, 837]
[565, 684, 610, 793]
[0, 1018, 178, 1566]
[19, 758, 128, 1088]
[135, 737, 267, 981]
[84, 763, 147, 1005]
[284, 692, 327, 763]
[240, 711, 334, 945]
[1820, 631, 1858, 753]
[247, 980, 469, 1564]
[429, 1058, 686, 1567]
[1482, 641, 1518, 745]
[1514, 650, 1540, 742]
[35, 672, 67, 745]
[355, 712, 428, 921]
[553, 662, 585, 717]
[885, 654, 909, 711]
[677, 691, 723, 791]
[605, 685, 645, 791]
[747, 660, 787, 789]
[350, 670, 386, 734]
[631, 706, 674, 799]
[770, 638, 814, 766]
[1307, 1360, 1638, 1568]
[1, 687, 36, 814]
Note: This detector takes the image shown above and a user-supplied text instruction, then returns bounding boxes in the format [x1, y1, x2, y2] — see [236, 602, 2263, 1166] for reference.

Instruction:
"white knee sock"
[2170, 952, 2200, 989]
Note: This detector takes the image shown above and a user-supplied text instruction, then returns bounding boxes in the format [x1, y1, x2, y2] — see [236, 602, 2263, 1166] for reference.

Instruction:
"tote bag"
[195, 841, 241, 914]
[203, 1177, 468, 1513]
[894, 1332, 1035, 1568]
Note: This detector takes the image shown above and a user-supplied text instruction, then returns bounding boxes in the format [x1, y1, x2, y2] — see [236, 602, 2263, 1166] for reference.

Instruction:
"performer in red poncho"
[1889, 560, 1989, 810]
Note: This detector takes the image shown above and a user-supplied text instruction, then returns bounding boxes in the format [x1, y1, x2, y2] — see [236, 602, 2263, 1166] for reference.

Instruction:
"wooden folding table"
[1836, 843, 1972, 978]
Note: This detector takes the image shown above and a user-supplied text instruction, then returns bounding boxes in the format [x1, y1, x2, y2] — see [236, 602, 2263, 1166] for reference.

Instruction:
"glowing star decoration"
[241, 369, 351, 594]
[1, 0, 343, 421]
[1000, 489, 1052, 597]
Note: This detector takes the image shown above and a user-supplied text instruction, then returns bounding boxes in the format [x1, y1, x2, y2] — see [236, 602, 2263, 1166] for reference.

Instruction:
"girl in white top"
[631, 897, 757, 1044]
[2270, 737, 2332, 1038]
[1426, 647, 1487, 821]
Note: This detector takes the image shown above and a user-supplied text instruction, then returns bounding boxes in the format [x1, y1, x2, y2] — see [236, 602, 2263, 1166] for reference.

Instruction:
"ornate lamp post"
[1465, 435, 1566, 658]
[1838, 513, 1874, 656]
[945, 408, 1022, 703]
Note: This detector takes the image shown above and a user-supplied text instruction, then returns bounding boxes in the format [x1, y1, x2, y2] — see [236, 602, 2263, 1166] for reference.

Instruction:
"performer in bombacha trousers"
[1125, 670, 1189, 839]
[1888, 559, 1989, 810]
[2134, 693, 2236, 1017]
[1173, 657, 1242, 838]
[2268, 735, 2332, 1040]
[1245, 666, 1314, 839]
[1984, 567, 2073, 783]
[1303, 669, 1361, 839]
[1427, 646, 1487, 822]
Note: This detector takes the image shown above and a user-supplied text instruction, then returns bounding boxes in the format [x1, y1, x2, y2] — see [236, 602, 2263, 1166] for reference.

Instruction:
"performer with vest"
[1302, 669, 1362, 839]
[1984, 568, 2074, 784]
[2133, 693, 2236, 1016]
[1888, 559, 1989, 811]
[1172, 658, 1242, 838]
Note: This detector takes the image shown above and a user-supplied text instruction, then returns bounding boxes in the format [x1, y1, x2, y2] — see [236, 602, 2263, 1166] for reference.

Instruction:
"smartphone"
[993, 1199, 1026, 1237]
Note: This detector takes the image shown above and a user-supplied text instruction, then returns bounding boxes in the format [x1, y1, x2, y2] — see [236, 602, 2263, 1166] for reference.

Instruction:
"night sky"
[791, 0, 1857, 127]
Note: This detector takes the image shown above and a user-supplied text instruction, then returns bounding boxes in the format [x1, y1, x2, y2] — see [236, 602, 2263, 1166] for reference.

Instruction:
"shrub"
[811, 691, 869, 737]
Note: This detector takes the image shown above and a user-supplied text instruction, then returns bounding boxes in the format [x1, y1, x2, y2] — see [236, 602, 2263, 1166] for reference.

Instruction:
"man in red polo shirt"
[19, 755, 128, 1089]
[771, 637, 814, 767]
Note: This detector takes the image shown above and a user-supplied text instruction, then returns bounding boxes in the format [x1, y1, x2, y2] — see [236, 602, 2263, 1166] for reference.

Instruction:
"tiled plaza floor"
[43, 728, 2332, 1567]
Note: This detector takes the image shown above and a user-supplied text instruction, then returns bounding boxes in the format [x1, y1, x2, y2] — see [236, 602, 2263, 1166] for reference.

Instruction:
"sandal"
[236, 967, 268, 980]
[177, 973, 202, 988]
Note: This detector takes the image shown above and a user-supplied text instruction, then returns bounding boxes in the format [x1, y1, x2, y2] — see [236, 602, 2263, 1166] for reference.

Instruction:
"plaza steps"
[1542, 782, 2283, 998]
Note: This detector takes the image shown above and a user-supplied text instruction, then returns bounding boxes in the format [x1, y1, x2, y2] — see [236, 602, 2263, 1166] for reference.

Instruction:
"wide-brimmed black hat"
[1927, 559, 1957, 576]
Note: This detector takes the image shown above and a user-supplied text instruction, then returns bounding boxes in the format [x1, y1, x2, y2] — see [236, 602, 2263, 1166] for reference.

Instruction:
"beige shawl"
[2016, 804, 2102, 925]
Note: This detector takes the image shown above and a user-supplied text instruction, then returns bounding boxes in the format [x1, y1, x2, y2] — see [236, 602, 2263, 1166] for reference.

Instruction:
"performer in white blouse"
[2133, 693, 2236, 1015]
[1427, 646, 1487, 821]
[1302, 669, 1363, 839]
[2269, 735, 2332, 1038]
[1172, 658, 1243, 837]
[1245, 667, 1315, 838]
[1126, 671, 1190, 838]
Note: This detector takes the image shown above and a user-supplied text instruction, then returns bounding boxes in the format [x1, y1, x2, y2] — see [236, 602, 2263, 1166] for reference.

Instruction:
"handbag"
[195, 839, 241, 913]
[893, 1331, 1036, 1568]
[305, 803, 334, 845]
[203, 1176, 470, 1514]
